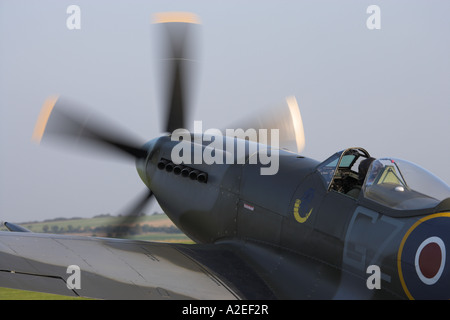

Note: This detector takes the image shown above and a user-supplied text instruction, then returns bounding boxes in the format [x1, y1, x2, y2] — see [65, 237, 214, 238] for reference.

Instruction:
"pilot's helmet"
[358, 157, 376, 182]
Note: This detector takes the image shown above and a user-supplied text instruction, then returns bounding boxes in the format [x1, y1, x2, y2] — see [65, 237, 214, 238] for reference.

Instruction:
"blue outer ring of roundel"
[398, 213, 450, 300]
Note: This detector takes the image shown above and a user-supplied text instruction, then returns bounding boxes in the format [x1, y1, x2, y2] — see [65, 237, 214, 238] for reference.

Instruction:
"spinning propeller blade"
[153, 12, 200, 133]
[111, 190, 154, 238]
[32, 96, 147, 160]
[225, 96, 306, 154]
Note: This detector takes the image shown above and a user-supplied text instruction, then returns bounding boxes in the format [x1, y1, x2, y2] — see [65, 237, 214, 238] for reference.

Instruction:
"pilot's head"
[358, 157, 376, 183]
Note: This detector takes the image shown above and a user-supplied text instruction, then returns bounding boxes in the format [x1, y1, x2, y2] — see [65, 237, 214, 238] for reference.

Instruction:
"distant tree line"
[41, 223, 181, 237]
[21, 216, 84, 225]
[23, 212, 166, 225]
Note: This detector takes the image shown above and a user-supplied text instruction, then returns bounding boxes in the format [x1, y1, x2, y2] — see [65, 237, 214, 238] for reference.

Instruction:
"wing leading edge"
[0, 231, 275, 300]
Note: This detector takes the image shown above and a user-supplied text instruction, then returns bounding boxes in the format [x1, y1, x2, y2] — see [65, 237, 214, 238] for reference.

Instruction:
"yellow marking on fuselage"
[293, 199, 313, 223]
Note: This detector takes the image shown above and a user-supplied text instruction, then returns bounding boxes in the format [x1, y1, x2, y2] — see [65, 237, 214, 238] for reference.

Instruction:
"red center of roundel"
[418, 242, 442, 279]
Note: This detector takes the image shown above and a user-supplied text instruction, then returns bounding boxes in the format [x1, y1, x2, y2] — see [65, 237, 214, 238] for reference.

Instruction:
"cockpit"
[317, 148, 371, 196]
[317, 148, 450, 213]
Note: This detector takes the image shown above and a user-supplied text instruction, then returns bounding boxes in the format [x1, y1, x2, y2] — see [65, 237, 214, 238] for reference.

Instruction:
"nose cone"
[135, 137, 159, 188]
[398, 212, 450, 299]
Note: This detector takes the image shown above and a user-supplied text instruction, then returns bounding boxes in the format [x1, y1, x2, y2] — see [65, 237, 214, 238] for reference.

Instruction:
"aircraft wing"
[0, 231, 274, 300]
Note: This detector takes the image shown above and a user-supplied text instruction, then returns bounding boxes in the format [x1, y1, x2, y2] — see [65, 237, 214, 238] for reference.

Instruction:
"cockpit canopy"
[364, 158, 450, 210]
[317, 148, 450, 212]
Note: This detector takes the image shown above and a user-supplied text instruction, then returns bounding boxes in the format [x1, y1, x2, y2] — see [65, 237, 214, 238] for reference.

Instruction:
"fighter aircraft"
[1, 12, 449, 300]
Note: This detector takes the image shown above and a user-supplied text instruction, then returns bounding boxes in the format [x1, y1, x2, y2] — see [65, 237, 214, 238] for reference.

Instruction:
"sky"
[1, 0, 449, 222]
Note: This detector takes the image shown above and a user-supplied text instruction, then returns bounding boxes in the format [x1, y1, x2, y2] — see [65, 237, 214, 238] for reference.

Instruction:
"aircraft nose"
[135, 137, 159, 188]
[398, 212, 450, 299]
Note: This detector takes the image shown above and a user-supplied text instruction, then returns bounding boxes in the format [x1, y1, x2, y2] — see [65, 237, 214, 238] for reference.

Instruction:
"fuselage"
[136, 134, 450, 299]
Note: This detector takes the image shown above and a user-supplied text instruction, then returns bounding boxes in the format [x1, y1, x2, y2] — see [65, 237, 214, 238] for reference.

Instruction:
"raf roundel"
[398, 213, 450, 300]
[415, 236, 446, 285]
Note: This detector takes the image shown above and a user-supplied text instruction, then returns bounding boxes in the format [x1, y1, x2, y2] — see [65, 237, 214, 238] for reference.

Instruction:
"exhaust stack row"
[157, 158, 208, 183]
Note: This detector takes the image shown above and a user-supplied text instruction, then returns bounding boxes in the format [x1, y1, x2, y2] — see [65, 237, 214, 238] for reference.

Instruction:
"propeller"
[110, 190, 154, 238]
[224, 96, 306, 154]
[154, 12, 200, 133]
[32, 96, 155, 238]
[32, 95, 147, 160]
[31, 12, 199, 238]
[31, 12, 305, 239]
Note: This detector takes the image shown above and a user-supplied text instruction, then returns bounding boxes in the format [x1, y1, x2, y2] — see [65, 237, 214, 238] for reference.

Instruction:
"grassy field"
[0, 213, 193, 299]
[0, 287, 92, 300]
[0, 213, 193, 242]
[4, 213, 177, 232]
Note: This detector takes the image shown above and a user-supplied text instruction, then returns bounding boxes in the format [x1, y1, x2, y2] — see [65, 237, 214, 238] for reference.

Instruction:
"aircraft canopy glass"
[363, 158, 450, 210]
